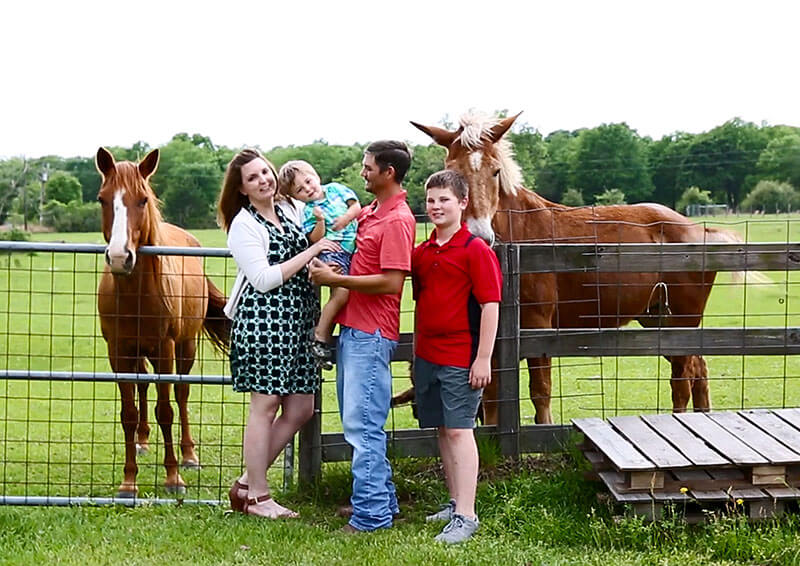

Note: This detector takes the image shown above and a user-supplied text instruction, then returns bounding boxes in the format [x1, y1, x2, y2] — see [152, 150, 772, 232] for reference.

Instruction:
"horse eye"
[97, 196, 104, 204]
[138, 197, 148, 207]
[493, 169, 501, 178]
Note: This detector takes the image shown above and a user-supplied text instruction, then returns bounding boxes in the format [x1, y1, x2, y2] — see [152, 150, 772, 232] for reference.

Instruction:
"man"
[309, 140, 415, 533]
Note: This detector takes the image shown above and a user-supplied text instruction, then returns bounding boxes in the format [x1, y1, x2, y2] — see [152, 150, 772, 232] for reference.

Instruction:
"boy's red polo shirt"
[335, 190, 415, 341]
[412, 224, 502, 368]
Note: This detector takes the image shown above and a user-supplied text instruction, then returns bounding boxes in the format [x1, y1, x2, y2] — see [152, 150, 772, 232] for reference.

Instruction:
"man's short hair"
[425, 169, 469, 201]
[365, 140, 412, 183]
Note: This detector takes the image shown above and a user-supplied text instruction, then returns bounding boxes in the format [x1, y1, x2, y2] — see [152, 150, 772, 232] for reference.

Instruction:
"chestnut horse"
[96, 147, 229, 497]
[411, 111, 743, 425]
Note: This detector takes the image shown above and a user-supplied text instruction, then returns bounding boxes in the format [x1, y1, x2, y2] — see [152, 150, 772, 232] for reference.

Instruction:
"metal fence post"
[495, 243, 521, 458]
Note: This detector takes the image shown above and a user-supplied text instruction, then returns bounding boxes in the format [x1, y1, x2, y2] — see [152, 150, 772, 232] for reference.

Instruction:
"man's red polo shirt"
[412, 224, 502, 368]
[335, 190, 415, 341]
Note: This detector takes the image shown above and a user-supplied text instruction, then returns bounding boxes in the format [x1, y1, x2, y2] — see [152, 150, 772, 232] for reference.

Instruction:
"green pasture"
[0, 214, 798, 503]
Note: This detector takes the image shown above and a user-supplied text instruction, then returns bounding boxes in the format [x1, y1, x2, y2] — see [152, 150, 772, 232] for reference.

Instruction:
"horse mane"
[458, 110, 523, 198]
[458, 110, 567, 211]
[114, 162, 180, 316]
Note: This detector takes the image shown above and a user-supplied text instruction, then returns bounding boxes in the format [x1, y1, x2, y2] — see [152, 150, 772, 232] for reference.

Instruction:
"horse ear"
[410, 121, 459, 148]
[488, 111, 523, 143]
[138, 149, 160, 180]
[95, 147, 116, 177]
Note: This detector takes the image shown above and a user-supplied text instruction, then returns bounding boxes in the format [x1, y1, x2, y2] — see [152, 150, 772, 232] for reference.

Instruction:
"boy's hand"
[312, 206, 325, 222]
[469, 355, 492, 389]
[330, 215, 349, 231]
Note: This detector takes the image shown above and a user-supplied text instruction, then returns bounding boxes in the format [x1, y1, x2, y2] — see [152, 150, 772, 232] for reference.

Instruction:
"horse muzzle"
[105, 248, 136, 274]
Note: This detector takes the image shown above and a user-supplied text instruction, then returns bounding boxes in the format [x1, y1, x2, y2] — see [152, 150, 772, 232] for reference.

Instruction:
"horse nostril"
[104, 249, 111, 265]
[124, 250, 134, 271]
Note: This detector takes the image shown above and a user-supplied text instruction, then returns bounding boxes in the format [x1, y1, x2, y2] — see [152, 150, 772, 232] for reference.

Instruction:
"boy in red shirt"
[412, 170, 502, 544]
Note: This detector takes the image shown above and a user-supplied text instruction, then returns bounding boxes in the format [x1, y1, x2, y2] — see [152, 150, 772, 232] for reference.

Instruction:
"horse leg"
[117, 381, 139, 497]
[690, 355, 711, 412]
[528, 356, 553, 424]
[152, 342, 185, 495]
[667, 355, 693, 413]
[482, 374, 499, 425]
[175, 339, 199, 469]
[135, 358, 150, 455]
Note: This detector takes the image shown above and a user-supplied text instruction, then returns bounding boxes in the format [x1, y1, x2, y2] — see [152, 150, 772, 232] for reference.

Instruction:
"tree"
[508, 124, 547, 191]
[740, 180, 799, 213]
[536, 130, 580, 201]
[676, 186, 713, 215]
[156, 135, 226, 227]
[402, 144, 446, 214]
[267, 143, 363, 184]
[756, 133, 800, 189]
[594, 188, 626, 205]
[572, 123, 653, 203]
[45, 171, 82, 204]
[677, 118, 770, 209]
[647, 132, 695, 209]
[560, 188, 584, 206]
[0, 157, 30, 224]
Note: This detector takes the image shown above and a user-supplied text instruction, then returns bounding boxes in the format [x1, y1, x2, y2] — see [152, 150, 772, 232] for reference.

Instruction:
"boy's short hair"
[425, 169, 469, 201]
[277, 160, 318, 197]
[365, 140, 412, 183]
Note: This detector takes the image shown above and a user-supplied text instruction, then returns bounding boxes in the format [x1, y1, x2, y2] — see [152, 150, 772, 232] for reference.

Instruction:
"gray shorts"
[318, 250, 352, 275]
[414, 357, 482, 429]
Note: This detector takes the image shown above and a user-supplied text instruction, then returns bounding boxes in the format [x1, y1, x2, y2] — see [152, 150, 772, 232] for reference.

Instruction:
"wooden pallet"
[573, 409, 800, 520]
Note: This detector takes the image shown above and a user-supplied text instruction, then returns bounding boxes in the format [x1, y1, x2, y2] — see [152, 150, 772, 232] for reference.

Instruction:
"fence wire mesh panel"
[1, 215, 800, 499]
[0, 241, 259, 505]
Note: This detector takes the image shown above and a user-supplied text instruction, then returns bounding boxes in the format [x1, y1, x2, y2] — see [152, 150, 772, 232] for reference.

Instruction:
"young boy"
[411, 169, 502, 544]
[277, 160, 361, 369]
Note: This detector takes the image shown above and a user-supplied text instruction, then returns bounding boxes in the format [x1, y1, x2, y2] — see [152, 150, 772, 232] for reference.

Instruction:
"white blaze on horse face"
[106, 190, 134, 271]
[469, 151, 483, 171]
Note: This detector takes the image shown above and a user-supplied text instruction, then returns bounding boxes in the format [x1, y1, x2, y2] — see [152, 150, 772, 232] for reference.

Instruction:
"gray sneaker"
[434, 513, 479, 544]
[425, 499, 455, 523]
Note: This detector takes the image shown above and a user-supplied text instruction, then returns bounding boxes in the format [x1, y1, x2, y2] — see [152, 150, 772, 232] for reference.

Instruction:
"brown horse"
[96, 147, 229, 497]
[411, 111, 743, 425]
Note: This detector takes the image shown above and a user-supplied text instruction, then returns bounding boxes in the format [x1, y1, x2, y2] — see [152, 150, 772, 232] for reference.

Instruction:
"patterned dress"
[229, 204, 320, 395]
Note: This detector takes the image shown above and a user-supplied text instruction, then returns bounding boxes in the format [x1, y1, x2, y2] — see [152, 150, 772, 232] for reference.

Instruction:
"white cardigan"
[223, 198, 305, 320]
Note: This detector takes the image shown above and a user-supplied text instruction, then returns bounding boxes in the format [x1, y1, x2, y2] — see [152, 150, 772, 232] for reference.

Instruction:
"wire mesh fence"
[1, 215, 799, 502]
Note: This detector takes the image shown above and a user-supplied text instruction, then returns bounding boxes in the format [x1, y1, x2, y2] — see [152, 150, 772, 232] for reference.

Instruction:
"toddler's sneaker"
[311, 340, 333, 371]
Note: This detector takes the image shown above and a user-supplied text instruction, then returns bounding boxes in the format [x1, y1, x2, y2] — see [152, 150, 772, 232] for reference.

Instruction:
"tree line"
[1, 117, 799, 233]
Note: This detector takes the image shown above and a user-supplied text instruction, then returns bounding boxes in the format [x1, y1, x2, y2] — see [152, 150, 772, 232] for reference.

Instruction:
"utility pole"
[38, 163, 50, 226]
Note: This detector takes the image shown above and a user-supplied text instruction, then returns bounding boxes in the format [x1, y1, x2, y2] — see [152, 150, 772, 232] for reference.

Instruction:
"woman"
[218, 148, 338, 518]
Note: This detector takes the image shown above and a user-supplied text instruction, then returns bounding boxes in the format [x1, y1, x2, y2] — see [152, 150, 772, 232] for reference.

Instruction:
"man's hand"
[309, 257, 339, 286]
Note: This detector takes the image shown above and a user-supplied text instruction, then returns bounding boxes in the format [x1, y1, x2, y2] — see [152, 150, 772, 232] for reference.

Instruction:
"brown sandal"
[244, 493, 299, 519]
[228, 479, 248, 513]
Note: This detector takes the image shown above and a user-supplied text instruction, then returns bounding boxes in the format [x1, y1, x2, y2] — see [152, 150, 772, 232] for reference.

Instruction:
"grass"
[1, 214, 800, 564]
[2, 454, 800, 565]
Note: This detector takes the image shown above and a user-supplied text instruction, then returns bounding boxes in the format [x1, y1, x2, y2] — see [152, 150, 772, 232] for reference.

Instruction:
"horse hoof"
[136, 443, 149, 456]
[116, 490, 137, 499]
[182, 459, 202, 471]
[165, 484, 187, 496]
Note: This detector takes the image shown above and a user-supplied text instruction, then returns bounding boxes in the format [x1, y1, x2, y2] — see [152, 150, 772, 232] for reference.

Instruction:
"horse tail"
[203, 277, 231, 356]
[703, 227, 772, 285]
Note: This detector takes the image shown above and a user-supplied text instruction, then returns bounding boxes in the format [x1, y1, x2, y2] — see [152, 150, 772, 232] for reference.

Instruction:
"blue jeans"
[337, 326, 399, 531]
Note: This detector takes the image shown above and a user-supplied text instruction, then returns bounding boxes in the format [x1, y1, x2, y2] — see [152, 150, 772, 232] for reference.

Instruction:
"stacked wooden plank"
[573, 409, 800, 520]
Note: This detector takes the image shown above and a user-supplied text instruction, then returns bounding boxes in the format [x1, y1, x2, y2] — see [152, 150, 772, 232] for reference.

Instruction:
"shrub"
[676, 186, 713, 214]
[594, 188, 626, 205]
[41, 200, 101, 232]
[561, 188, 584, 207]
[740, 180, 799, 213]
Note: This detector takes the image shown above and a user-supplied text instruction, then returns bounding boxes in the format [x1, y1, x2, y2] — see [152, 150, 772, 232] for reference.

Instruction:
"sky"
[2, 0, 799, 159]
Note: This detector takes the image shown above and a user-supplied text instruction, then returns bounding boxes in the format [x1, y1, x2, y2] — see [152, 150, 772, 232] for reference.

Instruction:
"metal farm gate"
[1, 233, 799, 504]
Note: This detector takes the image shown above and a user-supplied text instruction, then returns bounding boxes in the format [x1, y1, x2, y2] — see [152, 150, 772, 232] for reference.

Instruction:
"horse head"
[95, 147, 161, 274]
[411, 110, 523, 244]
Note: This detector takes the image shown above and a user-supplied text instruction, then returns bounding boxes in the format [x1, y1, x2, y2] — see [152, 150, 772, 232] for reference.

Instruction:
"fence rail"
[1, 239, 799, 497]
